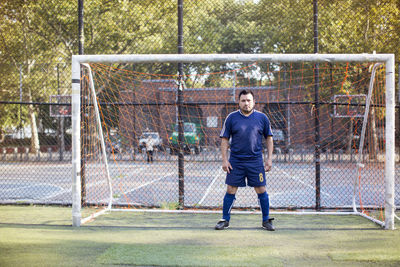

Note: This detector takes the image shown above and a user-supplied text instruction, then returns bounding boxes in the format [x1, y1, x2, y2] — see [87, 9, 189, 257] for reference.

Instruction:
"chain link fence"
[0, 0, 399, 209]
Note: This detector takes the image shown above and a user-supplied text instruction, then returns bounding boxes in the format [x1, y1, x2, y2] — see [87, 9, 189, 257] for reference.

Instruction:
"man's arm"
[265, 136, 273, 172]
[221, 138, 232, 173]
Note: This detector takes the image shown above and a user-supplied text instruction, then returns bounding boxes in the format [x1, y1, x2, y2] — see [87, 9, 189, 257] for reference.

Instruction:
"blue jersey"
[220, 110, 273, 160]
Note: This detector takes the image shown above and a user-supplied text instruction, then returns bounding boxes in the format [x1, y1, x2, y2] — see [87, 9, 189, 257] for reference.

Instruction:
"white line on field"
[0, 182, 69, 200]
[128, 166, 146, 174]
[123, 171, 175, 195]
[274, 167, 332, 198]
[45, 164, 165, 200]
[197, 168, 224, 205]
[43, 188, 71, 200]
[0, 185, 35, 192]
[43, 179, 109, 200]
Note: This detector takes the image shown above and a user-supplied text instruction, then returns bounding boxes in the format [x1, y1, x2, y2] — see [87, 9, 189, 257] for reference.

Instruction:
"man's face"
[239, 93, 255, 115]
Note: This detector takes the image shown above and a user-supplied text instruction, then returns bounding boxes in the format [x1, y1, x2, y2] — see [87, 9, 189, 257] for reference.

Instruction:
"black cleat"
[215, 219, 229, 230]
[262, 218, 275, 231]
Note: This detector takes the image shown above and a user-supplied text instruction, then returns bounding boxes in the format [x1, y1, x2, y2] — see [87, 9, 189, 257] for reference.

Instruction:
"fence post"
[78, 0, 86, 207]
[313, 0, 321, 211]
[13, 147, 17, 160]
[177, 0, 185, 209]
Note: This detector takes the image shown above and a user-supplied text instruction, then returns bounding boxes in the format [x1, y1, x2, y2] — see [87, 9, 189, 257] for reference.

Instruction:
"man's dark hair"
[238, 89, 254, 100]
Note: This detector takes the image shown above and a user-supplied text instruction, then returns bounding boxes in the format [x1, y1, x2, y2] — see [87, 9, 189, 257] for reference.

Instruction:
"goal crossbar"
[71, 53, 396, 229]
[72, 53, 394, 64]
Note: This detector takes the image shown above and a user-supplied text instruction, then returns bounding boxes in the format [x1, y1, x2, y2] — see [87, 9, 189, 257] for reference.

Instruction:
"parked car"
[271, 128, 288, 153]
[138, 132, 163, 152]
[169, 122, 203, 155]
[106, 140, 121, 153]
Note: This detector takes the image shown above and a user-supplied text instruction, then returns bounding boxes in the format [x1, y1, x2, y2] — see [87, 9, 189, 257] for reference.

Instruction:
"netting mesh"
[80, 60, 388, 221]
[80, 73, 112, 206]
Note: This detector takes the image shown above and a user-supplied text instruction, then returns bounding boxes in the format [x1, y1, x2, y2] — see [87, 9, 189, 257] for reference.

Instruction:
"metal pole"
[329, 64, 334, 160]
[313, 0, 321, 211]
[72, 54, 394, 64]
[19, 65, 23, 138]
[384, 56, 395, 230]
[72, 57, 81, 227]
[397, 63, 400, 161]
[57, 64, 63, 161]
[283, 65, 289, 154]
[78, 0, 86, 206]
[78, 0, 84, 56]
[287, 65, 291, 148]
[177, 0, 184, 209]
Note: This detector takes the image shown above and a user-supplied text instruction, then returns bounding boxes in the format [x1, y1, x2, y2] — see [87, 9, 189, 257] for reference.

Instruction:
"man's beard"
[240, 106, 254, 115]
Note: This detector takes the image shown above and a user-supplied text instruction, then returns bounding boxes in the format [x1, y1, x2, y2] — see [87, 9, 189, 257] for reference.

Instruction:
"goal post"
[71, 54, 396, 229]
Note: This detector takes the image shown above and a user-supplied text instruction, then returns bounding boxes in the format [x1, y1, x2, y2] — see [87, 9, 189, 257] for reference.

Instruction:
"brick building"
[119, 79, 348, 150]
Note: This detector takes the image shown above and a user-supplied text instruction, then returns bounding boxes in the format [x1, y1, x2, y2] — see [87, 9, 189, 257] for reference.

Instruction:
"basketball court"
[1, 158, 398, 210]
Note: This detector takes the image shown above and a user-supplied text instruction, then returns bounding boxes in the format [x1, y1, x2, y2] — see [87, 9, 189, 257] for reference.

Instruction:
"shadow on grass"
[0, 222, 381, 231]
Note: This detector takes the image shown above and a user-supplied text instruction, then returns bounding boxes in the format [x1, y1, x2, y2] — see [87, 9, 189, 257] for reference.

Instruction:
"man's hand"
[222, 159, 233, 173]
[265, 158, 272, 172]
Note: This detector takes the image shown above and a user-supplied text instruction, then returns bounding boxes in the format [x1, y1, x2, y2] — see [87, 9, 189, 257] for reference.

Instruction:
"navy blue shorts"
[226, 157, 266, 187]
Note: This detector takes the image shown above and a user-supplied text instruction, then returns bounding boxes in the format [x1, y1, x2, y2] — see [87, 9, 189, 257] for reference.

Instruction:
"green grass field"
[0, 205, 399, 266]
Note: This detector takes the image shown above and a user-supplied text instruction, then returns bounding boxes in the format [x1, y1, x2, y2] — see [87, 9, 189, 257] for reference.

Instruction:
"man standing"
[146, 135, 154, 163]
[215, 89, 275, 231]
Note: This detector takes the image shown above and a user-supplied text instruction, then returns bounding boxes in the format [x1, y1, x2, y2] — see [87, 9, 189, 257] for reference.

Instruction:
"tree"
[0, 0, 76, 152]
[320, 0, 400, 155]
[1, 0, 398, 153]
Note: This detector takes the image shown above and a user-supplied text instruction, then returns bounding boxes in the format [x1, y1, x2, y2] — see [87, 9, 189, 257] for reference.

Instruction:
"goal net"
[71, 54, 396, 229]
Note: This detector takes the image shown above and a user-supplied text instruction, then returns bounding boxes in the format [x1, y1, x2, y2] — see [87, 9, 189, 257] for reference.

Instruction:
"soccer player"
[215, 89, 275, 231]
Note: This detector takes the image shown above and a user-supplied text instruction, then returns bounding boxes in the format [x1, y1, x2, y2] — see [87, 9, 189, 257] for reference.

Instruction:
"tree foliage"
[0, 0, 398, 143]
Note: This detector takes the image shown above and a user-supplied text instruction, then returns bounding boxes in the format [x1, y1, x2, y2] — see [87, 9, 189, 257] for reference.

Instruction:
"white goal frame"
[71, 53, 396, 229]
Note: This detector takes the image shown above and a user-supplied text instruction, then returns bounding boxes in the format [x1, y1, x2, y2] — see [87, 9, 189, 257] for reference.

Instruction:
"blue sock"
[258, 192, 270, 222]
[222, 193, 236, 221]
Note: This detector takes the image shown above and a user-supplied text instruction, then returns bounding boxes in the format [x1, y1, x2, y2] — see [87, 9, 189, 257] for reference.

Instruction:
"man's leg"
[254, 186, 269, 221]
[222, 185, 238, 221]
[255, 186, 274, 231]
[215, 185, 238, 230]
